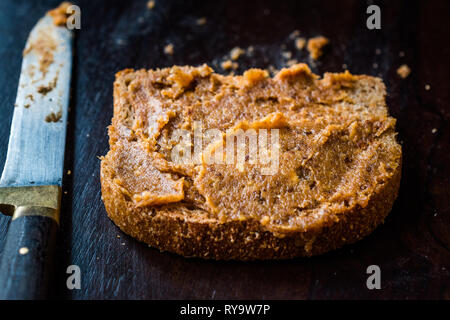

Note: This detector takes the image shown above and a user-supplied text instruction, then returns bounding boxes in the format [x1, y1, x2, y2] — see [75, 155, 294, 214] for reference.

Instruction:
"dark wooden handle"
[0, 215, 58, 300]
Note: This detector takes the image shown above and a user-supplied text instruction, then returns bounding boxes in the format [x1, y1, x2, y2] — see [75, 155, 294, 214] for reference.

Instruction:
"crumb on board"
[221, 59, 238, 71]
[282, 51, 292, 59]
[342, 63, 348, 69]
[147, 0, 155, 10]
[431, 128, 437, 134]
[286, 59, 298, 67]
[267, 65, 277, 76]
[230, 47, 245, 61]
[19, 247, 29, 255]
[289, 30, 300, 39]
[221, 60, 233, 70]
[24, 104, 30, 109]
[67, 170, 72, 175]
[425, 84, 431, 90]
[48, 2, 73, 26]
[164, 43, 174, 55]
[397, 64, 411, 79]
[295, 37, 306, 50]
[307, 36, 329, 60]
[196, 17, 207, 25]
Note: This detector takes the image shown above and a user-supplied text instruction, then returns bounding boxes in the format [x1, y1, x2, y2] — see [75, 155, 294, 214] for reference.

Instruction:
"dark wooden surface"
[0, 0, 449, 300]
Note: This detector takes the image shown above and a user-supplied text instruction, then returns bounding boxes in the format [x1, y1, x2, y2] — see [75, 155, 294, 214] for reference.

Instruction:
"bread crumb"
[230, 47, 245, 60]
[221, 60, 233, 70]
[19, 247, 29, 255]
[307, 36, 329, 60]
[196, 17, 207, 25]
[397, 64, 411, 79]
[286, 59, 298, 67]
[295, 37, 306, 50]
[342, 63, 348, 69]
[164, 43, 174, 55]
[67, 170, 71, 175]
[221, 60, 238, 70]
[267, 65, 277, 76]
[425, 84, 431, 90]
[282, 51, 292, 59]
[289, 30, 300, 39]
[147, 0, 155, 9]
[64, 191, 68, 195]
[431, 128, 437, 134]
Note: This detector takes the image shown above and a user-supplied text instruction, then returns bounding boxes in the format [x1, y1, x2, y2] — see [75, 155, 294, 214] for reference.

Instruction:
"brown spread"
[48, 2, 73, 26]
[104, 64, 401, 235]
[23, 30, 56, 76]
[45, 110, 62, 123]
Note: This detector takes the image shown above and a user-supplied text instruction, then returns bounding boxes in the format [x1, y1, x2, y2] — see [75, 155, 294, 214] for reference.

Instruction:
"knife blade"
[0, 12, 73, 300]
[0, 15, 72, 187]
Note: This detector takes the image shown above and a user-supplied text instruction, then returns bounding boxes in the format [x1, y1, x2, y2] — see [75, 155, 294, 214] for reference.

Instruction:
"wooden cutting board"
[0, 0, 448, 299]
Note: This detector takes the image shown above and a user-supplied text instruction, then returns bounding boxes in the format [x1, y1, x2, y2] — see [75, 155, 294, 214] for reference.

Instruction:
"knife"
[0, 12, 73, 299]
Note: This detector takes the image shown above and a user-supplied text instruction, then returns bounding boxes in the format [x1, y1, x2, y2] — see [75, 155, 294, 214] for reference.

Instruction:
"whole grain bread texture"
[100, 63, 402, 260]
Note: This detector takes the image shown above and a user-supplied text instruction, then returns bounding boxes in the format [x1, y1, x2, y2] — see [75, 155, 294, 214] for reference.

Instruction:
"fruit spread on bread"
[101, 63, 401, 260]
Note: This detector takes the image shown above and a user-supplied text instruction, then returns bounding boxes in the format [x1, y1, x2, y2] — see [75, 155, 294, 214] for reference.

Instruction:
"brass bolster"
[0, 185, 61, 224]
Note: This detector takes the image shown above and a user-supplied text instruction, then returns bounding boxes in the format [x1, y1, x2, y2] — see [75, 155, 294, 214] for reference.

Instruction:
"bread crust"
[101, 158, 400, 260]
[101, 64, 402, 260]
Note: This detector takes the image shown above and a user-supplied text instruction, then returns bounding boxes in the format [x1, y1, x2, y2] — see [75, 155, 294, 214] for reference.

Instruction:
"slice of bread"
[100, 64, 401, 260]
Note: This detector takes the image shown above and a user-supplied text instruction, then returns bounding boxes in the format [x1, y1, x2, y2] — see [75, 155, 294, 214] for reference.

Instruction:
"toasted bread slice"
[100, 64, 401, 260]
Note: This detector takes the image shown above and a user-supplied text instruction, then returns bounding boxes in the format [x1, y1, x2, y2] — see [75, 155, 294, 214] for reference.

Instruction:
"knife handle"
[0, 186, 61, 299]
[0, 211, 58, 300]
